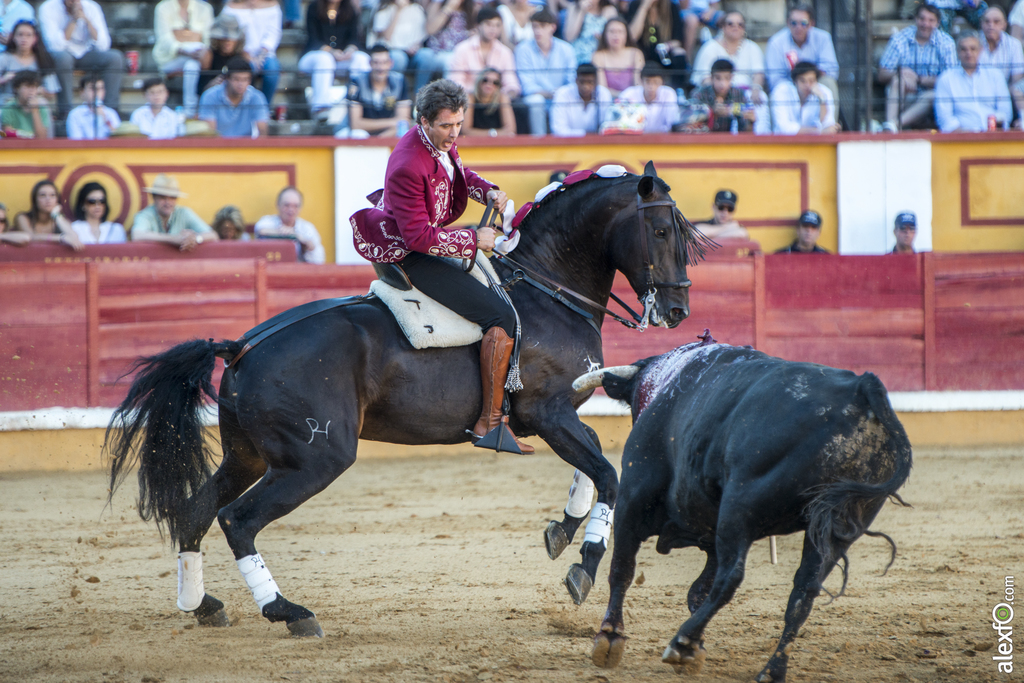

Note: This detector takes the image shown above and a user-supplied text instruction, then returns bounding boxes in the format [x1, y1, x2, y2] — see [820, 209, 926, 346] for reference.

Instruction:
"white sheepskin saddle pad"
[369, 252, 498, 349]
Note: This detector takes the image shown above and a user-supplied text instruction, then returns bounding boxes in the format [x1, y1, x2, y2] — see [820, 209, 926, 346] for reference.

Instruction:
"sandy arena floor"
[0, 445, 1019, 682]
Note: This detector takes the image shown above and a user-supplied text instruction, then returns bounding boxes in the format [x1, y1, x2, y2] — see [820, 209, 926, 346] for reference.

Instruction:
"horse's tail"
[804, 372, 913, 600]
[105, 338, 243, 546]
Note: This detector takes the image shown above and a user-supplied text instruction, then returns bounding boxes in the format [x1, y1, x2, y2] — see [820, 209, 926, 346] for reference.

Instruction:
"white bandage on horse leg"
[583, 502, 614, 547]
[236, 554, 282, 609]
[564, 469, 595, 519]
[176, 551, 205, 612]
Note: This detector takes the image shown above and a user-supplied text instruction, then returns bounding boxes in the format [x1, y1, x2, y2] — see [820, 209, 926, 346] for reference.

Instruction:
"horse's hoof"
[565, 563, 593, 605]
[591, 624, 627, 668]
[545, 521, 570, 560]
[287, 617, 324, 638]
[194, 594, 231, 627]
[754, 671, 775, 683]
[662, 637, 707, 676]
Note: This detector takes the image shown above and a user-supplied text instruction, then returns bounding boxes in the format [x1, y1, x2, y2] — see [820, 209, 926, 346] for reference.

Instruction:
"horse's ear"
[638, 175, 656, 200]
[643, 161, 658, 177]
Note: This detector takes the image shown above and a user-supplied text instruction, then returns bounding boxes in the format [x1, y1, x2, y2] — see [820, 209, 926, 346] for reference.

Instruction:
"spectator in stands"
[563, 0, 617, 65]
[0, 20, 60, 102]
[367, 0, 427, 73]
[776, 210, 829, 253]
[0, 202, 31, 245]
[692, 189, 749, 240]
[619, 63, 678, 133]
[891, 211, 917, 254]
[691, 59, 755, 132]
[129, 77, 178, 139]
[131, 173, 218, 250]
[770, 60, 837, 134]
[551, 62, 612, 136]
[764, 4, 838, 94]
[690, 11, 764, 95]
[221, 0, 282, 105]
[197, 56, 269, 136]
[1, 70, 53, 137]
[497, 0, 535, 49]
[152, 0, 213, 117]
[464, 67, 515, 135]
[412, 0, 477, 93]
[516, 9, 576, 136]
[39, 0, 124, 116]
[935, 30, 1011, 132]
[592, 17, 644, 97]
[625, 0, 686, 87]
[449, 6, 520, 97]
[298, 0, 369, 117]
[681, 0, 724, 65]
[212, 204, 249, 240]
[878, 4, 957, 132]
[70, 181, 125, 243]
[198, 14, 245, 93]
[933, 0, 987, 35]
[65, 74, 119, 139]
[0, 0, 35, 53]
[1011, 0, 1024, 41]
[979, 7, 1024, 86]
[10, 179, 83, 249]
[254, 187, 325, 264]
[348, 44, 412, 137]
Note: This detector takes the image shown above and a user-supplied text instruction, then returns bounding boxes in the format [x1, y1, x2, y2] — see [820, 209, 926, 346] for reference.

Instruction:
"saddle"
[369, 252, 498, 349]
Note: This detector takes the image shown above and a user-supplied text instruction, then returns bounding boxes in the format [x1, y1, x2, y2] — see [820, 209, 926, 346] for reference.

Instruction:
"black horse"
[106, 162, 702, 637]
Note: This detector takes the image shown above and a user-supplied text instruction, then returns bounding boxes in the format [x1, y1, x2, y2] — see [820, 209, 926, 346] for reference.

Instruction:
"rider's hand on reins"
[485, 189, 508, 215]
[476, 226, 496, 252]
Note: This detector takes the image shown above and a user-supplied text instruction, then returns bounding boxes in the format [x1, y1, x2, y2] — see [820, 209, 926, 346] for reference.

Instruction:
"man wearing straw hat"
[131, 173, 218, 251]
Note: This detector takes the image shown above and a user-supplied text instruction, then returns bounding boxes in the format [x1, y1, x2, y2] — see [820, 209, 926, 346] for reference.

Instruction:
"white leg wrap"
[237, 554, 281, 610]
[564, 469, 595, 519]
[583, 502, 614, 546]
[177, 551, 205, 612]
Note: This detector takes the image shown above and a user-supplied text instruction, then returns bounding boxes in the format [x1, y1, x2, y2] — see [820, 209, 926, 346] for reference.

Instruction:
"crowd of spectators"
[0, 175, 325, 261]
[2, 0, 1024, 137]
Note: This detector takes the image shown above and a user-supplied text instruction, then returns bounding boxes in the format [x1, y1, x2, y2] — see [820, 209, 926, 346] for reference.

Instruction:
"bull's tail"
[105, 338, 244, 546]
[804, 372, 913, 600]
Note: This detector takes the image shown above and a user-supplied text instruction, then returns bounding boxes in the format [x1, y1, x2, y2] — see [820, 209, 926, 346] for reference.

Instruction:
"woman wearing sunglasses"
[70, 181, 127, 244]
[464, 67, 515, 136]
[689, 11, 764, 93]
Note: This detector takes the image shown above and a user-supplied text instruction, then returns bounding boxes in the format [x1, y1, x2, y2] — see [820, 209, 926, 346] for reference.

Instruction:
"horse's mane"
[516, 172, 713, 267]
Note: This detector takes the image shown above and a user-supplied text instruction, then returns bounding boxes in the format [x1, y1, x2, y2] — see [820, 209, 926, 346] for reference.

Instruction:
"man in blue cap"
[892, 211, 918, 254]
[776, 210, 829, 253]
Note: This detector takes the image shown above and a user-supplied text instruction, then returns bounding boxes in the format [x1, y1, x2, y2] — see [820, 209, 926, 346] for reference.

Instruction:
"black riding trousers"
[399, 252, 516, 338]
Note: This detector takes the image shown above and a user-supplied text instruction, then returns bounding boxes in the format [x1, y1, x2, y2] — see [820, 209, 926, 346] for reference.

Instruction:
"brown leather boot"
[472, 327, 534, 454]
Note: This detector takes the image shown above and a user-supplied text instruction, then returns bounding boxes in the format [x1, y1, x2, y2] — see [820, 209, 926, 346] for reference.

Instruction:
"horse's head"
[612, 162, 706, 329]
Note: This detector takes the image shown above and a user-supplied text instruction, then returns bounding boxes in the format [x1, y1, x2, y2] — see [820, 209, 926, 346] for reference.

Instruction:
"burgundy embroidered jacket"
[350, 126, 497, 264]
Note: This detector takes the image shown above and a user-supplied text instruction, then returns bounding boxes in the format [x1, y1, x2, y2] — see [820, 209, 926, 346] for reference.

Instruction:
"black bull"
[574, 335, 912, 682]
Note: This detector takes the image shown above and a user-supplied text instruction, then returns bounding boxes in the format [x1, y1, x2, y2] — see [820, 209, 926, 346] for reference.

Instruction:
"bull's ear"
[603, 371, 638, 404]
[638, 175, 656, 201]
[643, 161, 658, 177]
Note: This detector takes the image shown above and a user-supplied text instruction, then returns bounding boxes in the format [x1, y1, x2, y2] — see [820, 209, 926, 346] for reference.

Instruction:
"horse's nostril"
[671, 307, 689, 320]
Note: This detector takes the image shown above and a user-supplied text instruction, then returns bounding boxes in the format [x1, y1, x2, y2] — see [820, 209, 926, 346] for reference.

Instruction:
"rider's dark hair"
[416, 78, 468, 126]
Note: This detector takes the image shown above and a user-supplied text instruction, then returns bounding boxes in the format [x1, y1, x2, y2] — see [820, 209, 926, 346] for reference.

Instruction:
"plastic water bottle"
[175, 106, 186, 136]
[396, 119, 409, 137]
[730, 116, 739, 134]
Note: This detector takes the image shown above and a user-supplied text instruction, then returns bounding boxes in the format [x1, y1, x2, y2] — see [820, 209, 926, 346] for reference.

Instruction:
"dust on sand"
[0, 446, 1018, 682]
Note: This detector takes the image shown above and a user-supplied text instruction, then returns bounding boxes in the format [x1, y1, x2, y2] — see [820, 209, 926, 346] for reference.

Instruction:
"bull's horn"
[572, 365, 639, 393]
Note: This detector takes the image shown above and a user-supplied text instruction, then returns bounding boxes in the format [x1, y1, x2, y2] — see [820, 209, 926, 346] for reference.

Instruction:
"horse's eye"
[655, 228, 668, 238]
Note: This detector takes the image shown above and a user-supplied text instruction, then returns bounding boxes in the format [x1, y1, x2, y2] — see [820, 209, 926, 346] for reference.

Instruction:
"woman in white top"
[496, 0, 535, 48]
[690, 11, 765, 94]
[152, 0, 214, 116]
[70, 182, 127, 245]
[221, 0, 282, 104]
[368, 0, 427, 73]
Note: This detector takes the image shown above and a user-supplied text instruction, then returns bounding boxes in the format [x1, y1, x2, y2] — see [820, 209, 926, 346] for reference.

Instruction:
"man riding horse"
[350, 78, 533, 454]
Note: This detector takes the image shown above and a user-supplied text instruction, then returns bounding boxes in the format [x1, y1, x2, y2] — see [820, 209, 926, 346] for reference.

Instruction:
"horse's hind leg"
[216, 428, 358, 638]
[177, 412, 268, 627]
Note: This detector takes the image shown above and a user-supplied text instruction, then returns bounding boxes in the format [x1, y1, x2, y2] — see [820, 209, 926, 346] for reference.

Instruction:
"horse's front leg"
[532, 405, 618, 605]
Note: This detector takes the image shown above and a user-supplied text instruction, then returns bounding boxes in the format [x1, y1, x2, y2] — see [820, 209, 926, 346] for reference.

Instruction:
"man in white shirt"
[770, 61, 839, 135]
[129, 77, 179, 139]
[65, 74, 120, 139]
[550, 63, 612, 137]
[254, 187, 325, 264]
[618, 65, 679, 133]
[935, 31, 1012, 132]
[980, 6, 1024, 86]
[39, 0, 124, 116]
[764, 4, 839, 92]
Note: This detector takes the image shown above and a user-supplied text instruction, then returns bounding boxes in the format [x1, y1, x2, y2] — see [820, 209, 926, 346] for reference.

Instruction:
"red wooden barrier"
[0, 241, 297, 263]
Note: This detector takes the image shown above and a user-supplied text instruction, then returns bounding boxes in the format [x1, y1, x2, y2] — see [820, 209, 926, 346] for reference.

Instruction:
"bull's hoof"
[194, 594, 231, 627]
[545, 521, 570, 560]
[662, 636, 707, 676]
[565, 563, 594, 605]
[287, 617, 324, 638]
[591, 624, 627, 668]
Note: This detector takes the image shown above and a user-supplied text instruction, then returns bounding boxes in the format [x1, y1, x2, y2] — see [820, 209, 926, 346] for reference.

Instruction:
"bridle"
[499, 191, 692, 332]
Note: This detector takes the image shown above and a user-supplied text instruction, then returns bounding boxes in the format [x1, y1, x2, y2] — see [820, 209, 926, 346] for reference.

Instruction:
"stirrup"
[470, 416, 523, 455]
